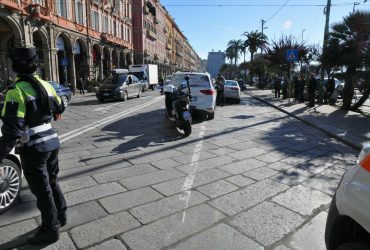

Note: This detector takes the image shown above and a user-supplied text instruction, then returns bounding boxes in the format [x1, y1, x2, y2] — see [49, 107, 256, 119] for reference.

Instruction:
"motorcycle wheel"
[183, 120, 192, 137]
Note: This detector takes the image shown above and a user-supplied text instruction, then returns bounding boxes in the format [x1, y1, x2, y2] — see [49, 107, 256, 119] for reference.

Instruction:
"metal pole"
[319, 0, 331, 104]
[261, 19, 266, 53]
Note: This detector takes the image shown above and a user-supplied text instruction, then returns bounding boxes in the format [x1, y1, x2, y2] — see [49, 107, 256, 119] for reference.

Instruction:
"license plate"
[103, 93, 109, 96]
[183, 111, 191, 120]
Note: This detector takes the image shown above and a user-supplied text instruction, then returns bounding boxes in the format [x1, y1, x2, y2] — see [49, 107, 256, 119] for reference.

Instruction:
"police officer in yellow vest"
[0, 48, 66, 244]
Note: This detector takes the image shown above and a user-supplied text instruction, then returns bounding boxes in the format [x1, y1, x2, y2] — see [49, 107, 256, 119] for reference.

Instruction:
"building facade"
[207, 50, 225, 78]
[0, 0, 134, 89]
[0, 0, 201, 89]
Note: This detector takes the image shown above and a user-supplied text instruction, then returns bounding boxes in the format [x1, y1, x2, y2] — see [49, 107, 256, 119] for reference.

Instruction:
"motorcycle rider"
[0, 48, 66, 244]
[215, 73, 225, 107]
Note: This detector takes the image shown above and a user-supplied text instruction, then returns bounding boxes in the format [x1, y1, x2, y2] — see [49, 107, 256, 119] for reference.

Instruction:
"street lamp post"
[301, 29, 306, 43]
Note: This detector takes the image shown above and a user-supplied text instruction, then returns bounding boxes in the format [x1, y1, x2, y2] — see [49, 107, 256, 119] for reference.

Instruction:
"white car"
[170, 72, 216, 120]
[325, 143, 370, 250]
[0, 128, 22, 214]
[224, 80, 241, 103]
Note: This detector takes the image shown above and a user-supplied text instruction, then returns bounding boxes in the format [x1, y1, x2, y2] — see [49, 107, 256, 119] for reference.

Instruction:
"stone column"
[70, 53, 76, 90]
[49, 48, 59, 82]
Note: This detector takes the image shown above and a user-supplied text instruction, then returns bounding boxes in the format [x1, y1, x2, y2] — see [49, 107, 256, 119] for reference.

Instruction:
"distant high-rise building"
[207, 50, 225, 78]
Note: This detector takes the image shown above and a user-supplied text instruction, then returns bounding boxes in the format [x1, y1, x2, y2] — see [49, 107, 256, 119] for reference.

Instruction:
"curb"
[245, 91, 362, 151]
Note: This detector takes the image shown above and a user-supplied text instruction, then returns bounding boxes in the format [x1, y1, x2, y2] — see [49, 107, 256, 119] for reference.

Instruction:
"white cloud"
[284, 20, 293, 29]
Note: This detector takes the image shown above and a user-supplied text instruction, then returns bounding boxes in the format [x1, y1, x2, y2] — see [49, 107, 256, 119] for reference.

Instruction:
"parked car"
[0, 128, 22, 214]
[325, 142, 370, 250]
[48, 81, 72, 108]
[224, 80, 241, 103]
[170, 72, 216, 120]
[96, 74, 142, 102]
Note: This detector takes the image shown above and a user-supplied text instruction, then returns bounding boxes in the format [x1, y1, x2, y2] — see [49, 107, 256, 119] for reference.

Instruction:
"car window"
[171, 74, 211, 88]
[50, 82, 60, 89]
[225, 81, 238, 86]
[103, 75, 127, 85]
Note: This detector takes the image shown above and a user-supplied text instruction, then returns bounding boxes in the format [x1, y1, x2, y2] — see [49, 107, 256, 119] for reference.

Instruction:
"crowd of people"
[272, 74, 336, 107]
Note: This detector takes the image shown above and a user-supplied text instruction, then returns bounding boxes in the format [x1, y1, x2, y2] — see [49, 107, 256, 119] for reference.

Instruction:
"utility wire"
[266, 0, 291, 22]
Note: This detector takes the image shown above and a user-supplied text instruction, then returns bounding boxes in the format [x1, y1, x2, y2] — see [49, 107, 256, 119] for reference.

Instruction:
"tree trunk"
[341, 67, 356, 111]
[350, 80, 370, 111]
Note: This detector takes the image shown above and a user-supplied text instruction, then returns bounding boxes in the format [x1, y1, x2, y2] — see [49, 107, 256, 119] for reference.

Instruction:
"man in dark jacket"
[77, 77, 85, 95]
[308, 73, 317, 107]
[274, 77, 281, 98]
[298, 74, 305, 102]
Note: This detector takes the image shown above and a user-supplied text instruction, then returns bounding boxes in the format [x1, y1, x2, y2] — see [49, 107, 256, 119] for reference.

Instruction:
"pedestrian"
[159, 75, 164, 95]
[274, 77, 281, 98]
[77, 77, 85, 95]
[298, 74, 305, 102]
[281, 77, 288, 99]
[293, 76, 299, 101]
[324, 76, 335, 104]
[215, 73, 225, 106]
[308, 73, 317, 107]
[0, 48, 67, 244]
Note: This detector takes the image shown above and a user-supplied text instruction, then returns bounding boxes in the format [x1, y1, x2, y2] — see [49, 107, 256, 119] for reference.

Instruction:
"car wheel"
[0, 159, 22, 214]
[137, 89, 142, 98]
[208, 112, 215, 120]
[237, 98, 241, 104]
[122, 91, 128, 101]
[61, 96, 68, 108]
[142, 85, 146, 92]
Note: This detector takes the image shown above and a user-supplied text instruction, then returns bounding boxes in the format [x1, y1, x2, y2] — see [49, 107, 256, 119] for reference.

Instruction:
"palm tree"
[322, 11, 370, 110]
[225, 47, 234, 65]
[227, 39, 242, 65]
[243, 31, 268, 62]
[240, 41, 249, 79]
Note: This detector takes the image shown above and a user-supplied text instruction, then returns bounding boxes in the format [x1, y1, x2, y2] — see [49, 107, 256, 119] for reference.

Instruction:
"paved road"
[0, 90, 358, 250]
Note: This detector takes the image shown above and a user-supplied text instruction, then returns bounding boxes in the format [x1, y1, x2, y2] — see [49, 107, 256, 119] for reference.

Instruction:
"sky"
[160, 0, 370, 60]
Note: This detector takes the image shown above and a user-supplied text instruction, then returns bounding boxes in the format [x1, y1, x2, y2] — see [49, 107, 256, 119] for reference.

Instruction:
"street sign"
[286, 49, 298, 62]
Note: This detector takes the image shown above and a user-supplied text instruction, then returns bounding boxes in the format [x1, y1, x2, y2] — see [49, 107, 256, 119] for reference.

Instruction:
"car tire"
[237, 98, 241, 104]
[137, 90, 142, 98]
[208, 112, 215, 120]
[61, 96, 68, 108]
[336, 243, 370, 250]
[0, 159, 22, 214]
[183, 120, 192, 137]
[142, 85, 146, 92]
[98, 98, 104, 102]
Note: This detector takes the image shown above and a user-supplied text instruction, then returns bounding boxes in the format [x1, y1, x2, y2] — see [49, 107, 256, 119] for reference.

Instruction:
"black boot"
[27, 227, 59, 245]
[58, 212, 67, 227]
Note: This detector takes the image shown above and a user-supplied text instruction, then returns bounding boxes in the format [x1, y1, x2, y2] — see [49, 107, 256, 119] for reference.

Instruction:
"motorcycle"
[164, 76, 192, 136]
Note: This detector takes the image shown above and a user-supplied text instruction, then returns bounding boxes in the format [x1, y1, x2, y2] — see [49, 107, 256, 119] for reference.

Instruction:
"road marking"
[59, 96, 163, 143]
[179, 122, 207, 222]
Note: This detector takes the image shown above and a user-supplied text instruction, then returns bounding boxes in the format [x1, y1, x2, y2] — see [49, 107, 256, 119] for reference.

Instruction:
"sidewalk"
[245, 87, 370, 150]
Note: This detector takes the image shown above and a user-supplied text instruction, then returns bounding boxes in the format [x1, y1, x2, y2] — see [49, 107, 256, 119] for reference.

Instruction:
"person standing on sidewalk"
[215, 74, 225, 106]
[324, 76, 335, 104]
[77, 77, 85, 95]
[293, 76, 299, 101]
[308, 73, 317, 107]
[274, 77, 281, 98]
[0, 48, 67, 244]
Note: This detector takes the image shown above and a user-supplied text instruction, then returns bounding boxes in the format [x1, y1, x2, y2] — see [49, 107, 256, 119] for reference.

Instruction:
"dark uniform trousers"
[217, 90, 225, 106]
[20, 147, 66, 230]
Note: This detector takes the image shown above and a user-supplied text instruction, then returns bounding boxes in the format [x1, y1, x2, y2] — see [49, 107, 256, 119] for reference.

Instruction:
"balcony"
[101, 33, 131, 48]
[146, 29, 157, 40]
[176, 50, 183, 57]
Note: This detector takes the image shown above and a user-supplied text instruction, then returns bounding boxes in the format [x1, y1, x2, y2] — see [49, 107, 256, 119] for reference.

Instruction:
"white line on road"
[179, 122, 207, 222]
[59, 96, 164, 143]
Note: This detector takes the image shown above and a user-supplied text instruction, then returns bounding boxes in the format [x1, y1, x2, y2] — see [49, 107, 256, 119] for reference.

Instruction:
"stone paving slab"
[86, 239, 127, 250]
[151, 158, 182, 169]
[196, 180, 238, 198]
[0, 218, 38, 246]
[99, 187, 163, 213]
[243, 166, 280, 181]
[302, 175, 340, 196]
[175, 156, 234, 174]
[0, 201, 40, 227]
[218, 158, 266, 174]
[121, 204, 225, 250]
[71, 211, 140, 249]
[130, 191, 209, 224]
[119, 168, 185, 190]
[284, 212, 327, 250]
[152, 169, 230, 196]
[272, 185, 332, 216]
[230, 202, 304, 246]
[225, 175, 256, 187]
[228, 147, 267, 160]
[59, 176, 98, 193]
[92, 164, 156, 183]
[64, 182, 126, 206]
[209, 179, 289, 216]
[173, 151, 217, 165]
[168, 223, 264, 250]
[19, 232, 76, 250]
